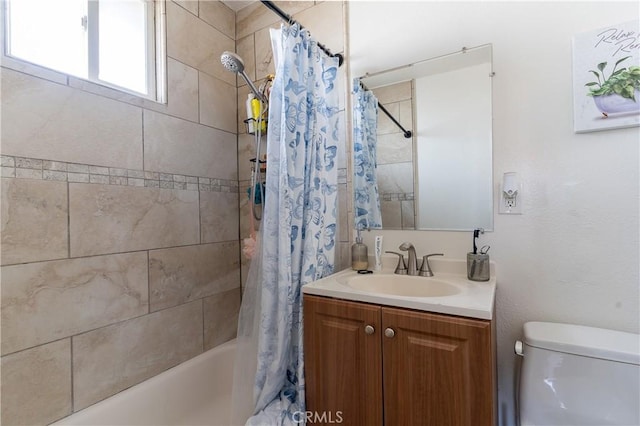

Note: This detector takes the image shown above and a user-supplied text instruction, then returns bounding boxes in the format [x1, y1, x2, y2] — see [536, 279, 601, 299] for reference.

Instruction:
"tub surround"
[52, 340, 237, 426]
[0, 2, 241, 425]
[0, 1, 350, 425]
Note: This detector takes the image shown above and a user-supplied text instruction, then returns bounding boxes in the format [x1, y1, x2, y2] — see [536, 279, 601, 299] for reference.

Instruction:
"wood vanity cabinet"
[304, 295, 496, 426]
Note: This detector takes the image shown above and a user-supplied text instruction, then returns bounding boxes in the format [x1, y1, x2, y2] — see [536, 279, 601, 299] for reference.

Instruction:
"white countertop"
[302, 257, 496, 320]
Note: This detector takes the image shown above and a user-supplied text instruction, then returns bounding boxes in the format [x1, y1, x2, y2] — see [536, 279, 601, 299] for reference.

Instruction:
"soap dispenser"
[351, 229, 369, 271]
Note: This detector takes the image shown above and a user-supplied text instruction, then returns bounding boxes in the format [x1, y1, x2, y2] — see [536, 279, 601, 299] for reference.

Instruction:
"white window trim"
[1, 0, 167, 104]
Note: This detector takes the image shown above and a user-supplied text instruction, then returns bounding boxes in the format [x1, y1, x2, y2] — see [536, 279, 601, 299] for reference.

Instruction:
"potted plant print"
[586, 56, 640, 117]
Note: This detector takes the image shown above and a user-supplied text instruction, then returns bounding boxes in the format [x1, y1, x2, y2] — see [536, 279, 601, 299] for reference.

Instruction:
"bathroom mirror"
[358, 44, 494, 231]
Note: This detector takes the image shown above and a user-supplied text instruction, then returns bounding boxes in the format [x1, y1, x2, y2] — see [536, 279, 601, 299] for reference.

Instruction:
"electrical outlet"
[500, 172, 522, 214]
[499, 188, 522, 214]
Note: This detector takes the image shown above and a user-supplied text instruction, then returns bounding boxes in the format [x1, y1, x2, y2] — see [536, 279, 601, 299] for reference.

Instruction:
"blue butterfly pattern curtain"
[245, 23, 340, 425]
[352, 79, 382, 230]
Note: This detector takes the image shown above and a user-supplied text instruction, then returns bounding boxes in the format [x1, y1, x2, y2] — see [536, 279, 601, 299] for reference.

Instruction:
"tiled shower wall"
[0, 1, 351, 425]
[0, 1, 241, 425]
[373, 81, 415, 230]
[234, 1, 351, 276]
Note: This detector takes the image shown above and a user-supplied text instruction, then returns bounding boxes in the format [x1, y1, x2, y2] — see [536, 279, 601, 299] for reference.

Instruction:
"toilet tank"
[517, 322, 640, 426]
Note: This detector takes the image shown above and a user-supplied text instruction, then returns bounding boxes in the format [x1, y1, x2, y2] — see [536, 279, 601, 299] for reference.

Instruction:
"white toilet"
[516, 321, 640, 426]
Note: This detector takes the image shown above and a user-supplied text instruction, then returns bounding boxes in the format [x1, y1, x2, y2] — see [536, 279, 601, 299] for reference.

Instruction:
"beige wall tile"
[401, 200, 415, 229]
[1, 252, 148, 355]
[377, 132, 413, 165]
[143, 110, 237, 180]
[237, 35, 257, 85]
[338, 183, 348, 242]
[200, 191, 240, 243]
[236, 1, 314, 39]
[1, 339, 72, 426]
[238, 133, 258, 181]
[73, 301, 203, 410]
[377, 162, 414, 195]
[147, 58, 199, 122]
[1, 178, 68, 266]
[254, 25, 278, 79]
[337, 109, 347, 169]
[337, 241, 350, 271]
[173, 0, 198, 16]
[69, 183, 200, 257]
[380, 200, 402, 229]
[199, 73, 237, 133]
[337, 66, 346, 112]
[373, 81, 412, 105]
[294, 0, 344, 54]
[399, 99, 413, 129]
[149, 242, 240, 312]
[238, 133, 267, 181]
[200, 0, 236, 39]
[377, 102, 401, 135]
[203, 288, 240, 350]
[167, 1, 235, 85]
[1, 69, 143, 170]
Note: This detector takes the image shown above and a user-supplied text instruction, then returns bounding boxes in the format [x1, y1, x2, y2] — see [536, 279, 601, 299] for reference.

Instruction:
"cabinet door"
[382, 307, 495, 426]
[304, 295, 383, 426]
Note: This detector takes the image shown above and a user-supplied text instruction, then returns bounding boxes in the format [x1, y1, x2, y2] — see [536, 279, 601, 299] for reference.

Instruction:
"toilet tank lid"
[523, 322, 640, 365]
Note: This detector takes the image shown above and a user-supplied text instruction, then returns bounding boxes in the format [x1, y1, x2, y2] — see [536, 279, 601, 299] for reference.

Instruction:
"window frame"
[2, 0, 167, 103]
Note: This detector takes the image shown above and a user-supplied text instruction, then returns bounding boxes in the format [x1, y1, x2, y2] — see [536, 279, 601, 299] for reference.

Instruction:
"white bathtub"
[53, 339, 237, 426]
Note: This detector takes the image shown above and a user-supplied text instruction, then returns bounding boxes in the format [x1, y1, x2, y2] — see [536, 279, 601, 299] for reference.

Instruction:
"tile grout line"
[70, 336, 75, 414]
[141, 109, 145, 173]
[201, 298, 206, 353]
[146, 250, 151, 315]
[67, 181, 71, 259]
[0, 240, 241, 268]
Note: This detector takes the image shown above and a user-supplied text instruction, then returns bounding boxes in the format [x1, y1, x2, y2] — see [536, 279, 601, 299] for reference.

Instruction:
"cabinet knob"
[384, 328, 395, 338]
[364, 325, 375, 335]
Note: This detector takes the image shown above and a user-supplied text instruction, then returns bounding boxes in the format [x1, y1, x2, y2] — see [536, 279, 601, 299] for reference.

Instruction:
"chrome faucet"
[397, 243, 445, 277]
[399, 242, 418, 276]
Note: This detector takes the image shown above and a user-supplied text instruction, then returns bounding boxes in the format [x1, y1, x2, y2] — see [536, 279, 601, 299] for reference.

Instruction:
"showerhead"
[221, 51, 267, 103]
[220, 51, 245, 74]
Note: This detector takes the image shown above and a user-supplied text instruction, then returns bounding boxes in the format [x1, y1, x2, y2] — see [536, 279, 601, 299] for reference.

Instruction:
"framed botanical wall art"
[572, 20, 640, 133]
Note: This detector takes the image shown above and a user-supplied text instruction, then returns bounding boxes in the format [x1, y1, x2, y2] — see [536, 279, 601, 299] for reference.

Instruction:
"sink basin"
[346, 274, 461, 297]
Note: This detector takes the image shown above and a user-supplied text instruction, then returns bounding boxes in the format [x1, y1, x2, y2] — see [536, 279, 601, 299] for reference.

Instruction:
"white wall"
[349, 2, 640, 425]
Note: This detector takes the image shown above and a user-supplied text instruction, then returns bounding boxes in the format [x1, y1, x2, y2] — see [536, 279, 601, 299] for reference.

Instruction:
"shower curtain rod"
[260, 0, 344, 67]
[359, 81, 412, 139]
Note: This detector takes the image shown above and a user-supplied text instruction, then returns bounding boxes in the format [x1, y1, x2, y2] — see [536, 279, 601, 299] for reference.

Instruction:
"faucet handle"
[419, 253, 444, 277]
[385, 251, 407, 275]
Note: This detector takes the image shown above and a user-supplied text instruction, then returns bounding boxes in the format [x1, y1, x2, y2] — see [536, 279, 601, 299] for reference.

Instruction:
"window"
[4, 0, 165, 101]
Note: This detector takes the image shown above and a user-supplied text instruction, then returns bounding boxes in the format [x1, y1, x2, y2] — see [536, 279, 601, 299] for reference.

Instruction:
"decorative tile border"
[0, 155, 238, 193]
[381, 192, 414, 202]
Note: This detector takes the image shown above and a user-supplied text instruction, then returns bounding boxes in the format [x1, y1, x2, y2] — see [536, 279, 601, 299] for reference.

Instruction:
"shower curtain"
[352, 80, 382, 230]
[232, 23, 340, 425]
